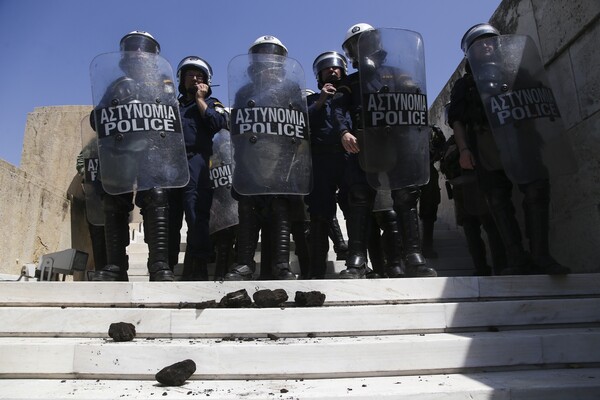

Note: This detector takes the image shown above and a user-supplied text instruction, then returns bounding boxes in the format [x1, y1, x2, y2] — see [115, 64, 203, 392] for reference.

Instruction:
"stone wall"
[430, 0, 600, 272]
[0, 106, 93, 275]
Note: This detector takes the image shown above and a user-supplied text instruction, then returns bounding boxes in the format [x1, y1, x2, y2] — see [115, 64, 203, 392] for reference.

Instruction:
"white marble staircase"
[1, 274, 600, 399]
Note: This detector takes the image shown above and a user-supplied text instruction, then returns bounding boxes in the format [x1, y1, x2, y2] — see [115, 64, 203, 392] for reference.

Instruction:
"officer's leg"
[167, 188, 184, 271]
[375, 209, 404, 278]
[329, 215, 349, 261]
[92, 193, 132, 282]
[521, 179, 570, 275]
[419, 169, 441, 259]
[393, 187, 437, 277]
[462, 215, 492, 276]
[225, 196, 258, 281]
[212, 226, 236, 281]
[291, 220, 311, 279]
[181, 154, 212, 281]
[137, 188, 174, 281]
[309, 215, 330, 279]
[339, 184, 375, 279]
[480, 212, 507, 275]
[258, 217, 273, 280]
[483, 171, 532, 275]
[88, 223, 107, 272]
[271, 196, 296, 280]
[366, 214, 384, 278]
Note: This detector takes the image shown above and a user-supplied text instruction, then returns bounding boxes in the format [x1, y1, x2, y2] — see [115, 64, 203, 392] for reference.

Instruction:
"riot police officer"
[333, 23, 437, 279]
[168, 56, 228, 280]
[305, 51, 349, 279]
[90, 31, 189, 281]
[224, 35, 309, 281]
[448, 23, 570, 275]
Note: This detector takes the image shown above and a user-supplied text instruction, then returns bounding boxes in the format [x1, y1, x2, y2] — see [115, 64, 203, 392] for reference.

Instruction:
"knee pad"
[136, 188, 169, 209]
[103, 193, 134, 213]
[348, 185, 375, 208]
[393, 187, 420, 208]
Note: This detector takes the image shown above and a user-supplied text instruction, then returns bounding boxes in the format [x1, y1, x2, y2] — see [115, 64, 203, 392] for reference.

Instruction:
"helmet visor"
[250, 42, 287, 57]
[120, 35, 160, 54]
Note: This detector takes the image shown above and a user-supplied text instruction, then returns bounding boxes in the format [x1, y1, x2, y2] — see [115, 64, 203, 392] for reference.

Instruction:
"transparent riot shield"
[358, 28, 430, 191]
[80, 116, 104, 226]
[209, 129, 239, 234]
[228, 53, 312, 195]
[467, 34, 577, 184]
[90, 51, 190, 195]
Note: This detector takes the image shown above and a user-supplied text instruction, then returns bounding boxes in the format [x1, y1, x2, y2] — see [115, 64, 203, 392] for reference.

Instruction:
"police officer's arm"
[448, 78, 476, 170]
[194, 83, 211, 117]
[200, 97, 229, 135]
[332, 87, 360, 154]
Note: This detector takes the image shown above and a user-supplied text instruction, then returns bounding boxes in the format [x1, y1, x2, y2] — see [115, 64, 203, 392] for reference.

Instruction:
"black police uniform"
[304, 91, 348, 278]
[168, 94, 228, 280]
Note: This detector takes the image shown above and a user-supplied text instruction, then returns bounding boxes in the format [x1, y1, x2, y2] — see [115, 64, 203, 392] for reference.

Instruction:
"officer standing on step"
[224, 35, 311, 281]
[305, 51, 349, 279]
[89, 31, 190, 281]
[168, 56, 228, 280]
[333, 23, 437, 279]
[448, 23, 574, 275]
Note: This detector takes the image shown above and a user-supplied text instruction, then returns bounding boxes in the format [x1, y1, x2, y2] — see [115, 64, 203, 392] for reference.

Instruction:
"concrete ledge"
[1, 328, 599, 379]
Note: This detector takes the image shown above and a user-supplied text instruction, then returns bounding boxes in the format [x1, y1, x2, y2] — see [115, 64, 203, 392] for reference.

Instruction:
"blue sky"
[0, 0, 500, 166]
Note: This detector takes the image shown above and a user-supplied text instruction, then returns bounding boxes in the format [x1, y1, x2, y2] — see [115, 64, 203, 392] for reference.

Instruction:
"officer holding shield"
[333, 23, 437, 279]
[224, 35, 310, 281]
[448, 23, 572, 275]
[90, 31, 189, 281]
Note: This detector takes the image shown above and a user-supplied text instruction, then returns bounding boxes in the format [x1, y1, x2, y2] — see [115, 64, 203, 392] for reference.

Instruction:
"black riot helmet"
[312, 51, 347, 88]
[460, 23, 500, 55]
[120, 30, 161, 54]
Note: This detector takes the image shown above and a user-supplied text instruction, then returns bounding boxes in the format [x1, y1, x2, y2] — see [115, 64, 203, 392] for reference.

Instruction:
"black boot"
[394, 188, 437, 278]
[212, 228, 235, 281]
[225, 198, 258, 281]
[524, 182, 570, 275]
[93, 197, 130, 282]
[329, 216, 348, 260]
[421, 218, 438, 259]
[292, 221, 311, 279]
[309, 216, 330, 279]
[339, 187, 373, 279]
[271, 197, 296, 280]
[376, 210, 404, 278]
[142, 189, 174, 282]
[366, 215, 385, 278]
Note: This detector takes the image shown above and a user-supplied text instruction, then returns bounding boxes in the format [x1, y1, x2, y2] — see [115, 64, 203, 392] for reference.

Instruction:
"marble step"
[2, 368, 599, 399]
[2, 275, 599, 307]
[1, 328, 599, 379]
[1, 298, 598, 338]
